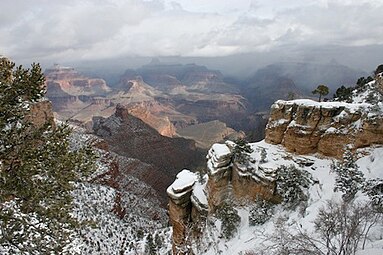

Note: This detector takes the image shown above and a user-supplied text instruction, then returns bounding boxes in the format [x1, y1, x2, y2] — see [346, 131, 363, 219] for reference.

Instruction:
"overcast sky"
[1, 0, 382, 71]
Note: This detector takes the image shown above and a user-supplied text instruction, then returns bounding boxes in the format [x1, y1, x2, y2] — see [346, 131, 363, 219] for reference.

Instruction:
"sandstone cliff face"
[45, 65, 112, 124]
[167, 170, 200, 255]
[167, 142, 277, 254]
[45, 65, 111, 97]
[265, 99, 383, 158]
[122, 101, 176, 137]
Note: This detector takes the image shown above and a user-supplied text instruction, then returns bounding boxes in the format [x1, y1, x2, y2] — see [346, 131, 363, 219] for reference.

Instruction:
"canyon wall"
[168, 97, 383, 254]
[167, 142, 277, 255]
[265, 99, 383, 158]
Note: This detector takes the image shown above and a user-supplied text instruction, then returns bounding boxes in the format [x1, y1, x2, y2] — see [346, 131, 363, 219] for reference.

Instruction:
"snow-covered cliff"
[167, 72, 383, 255]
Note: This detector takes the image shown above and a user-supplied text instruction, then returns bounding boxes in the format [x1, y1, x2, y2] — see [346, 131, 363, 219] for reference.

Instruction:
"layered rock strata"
[265, 99, 383, 158]
[167, 170, 200, 255]
[167, 142, 276, 254]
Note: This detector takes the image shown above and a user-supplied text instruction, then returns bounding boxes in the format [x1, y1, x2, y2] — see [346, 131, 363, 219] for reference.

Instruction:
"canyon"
[166, 71, 383, 254]
[45, 62, 248, 141]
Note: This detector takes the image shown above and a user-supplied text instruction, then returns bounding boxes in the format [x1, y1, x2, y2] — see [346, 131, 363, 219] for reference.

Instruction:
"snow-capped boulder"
[167, 169, 197, 204]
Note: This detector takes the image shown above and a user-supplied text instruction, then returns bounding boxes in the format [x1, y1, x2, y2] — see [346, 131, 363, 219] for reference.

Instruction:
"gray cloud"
[0, 0, 382, 66]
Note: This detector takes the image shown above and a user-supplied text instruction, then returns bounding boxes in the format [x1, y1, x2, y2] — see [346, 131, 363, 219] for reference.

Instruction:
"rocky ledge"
[167, 142, 277, 254]
[265, 99, 383, 158]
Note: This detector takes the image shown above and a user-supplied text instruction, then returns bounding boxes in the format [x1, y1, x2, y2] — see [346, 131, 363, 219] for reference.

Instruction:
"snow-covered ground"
[197, 140, 383, 255]
[68, 129, 173, 255]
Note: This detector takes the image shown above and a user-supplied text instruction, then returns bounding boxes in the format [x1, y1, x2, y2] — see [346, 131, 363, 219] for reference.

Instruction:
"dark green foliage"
[332, 150, 365, 202]
[259, 147, 267, 163]
[365, 90, 383, 105]
[232, 138, 254, 165]
[375, 64, 383, 75]
[249, 199, 274, 226]
[333, 85, 353, 102]
[363, 178, 383, 212]
[154, 233, 163, 250]
[216, 202, 241, 240]
[136, 228, 144, 240]
[312, 84, 329, 102]
[0, 58, 94, 254]
[145, 233, 156, 255]
[356, 76, 373, 90]
[275, 165, 313, 209]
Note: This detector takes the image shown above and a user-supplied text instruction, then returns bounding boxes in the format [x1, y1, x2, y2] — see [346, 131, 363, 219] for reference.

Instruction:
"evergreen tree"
[216, 202, 241, 240]
[232, 138, 254, 166]
[259, 147, 267, 164]
[145, 233, 156, 255]
[275, 165, 312, 209]
[375, 64, 383, 76]
[312, 84, 329, 102]
[332, 150, 365, 202]
[333, 85, 353, 102]
[249, 199, 274, 226]
[287, 92, 296, 100]
[154, 233, 163, 251]
[363, 178, 383, 212]
[356, 76, 373, 90]
[0, 57, 94, 254]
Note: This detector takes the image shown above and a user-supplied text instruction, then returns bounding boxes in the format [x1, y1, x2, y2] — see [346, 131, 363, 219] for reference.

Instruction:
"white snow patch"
[171, 169, 197, 193]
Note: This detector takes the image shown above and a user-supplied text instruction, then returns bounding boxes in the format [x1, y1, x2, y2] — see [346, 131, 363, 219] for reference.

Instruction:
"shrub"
[261, 200, 382, 255]
[275, 165, 313, 209]
[216, 202, 241, 240]
[249, 199, 274, 226]
[363, 178, 383, 212]
[333, 85, 353, 102]
[232, 138, 254, 166]
[332, 150, 365, 202]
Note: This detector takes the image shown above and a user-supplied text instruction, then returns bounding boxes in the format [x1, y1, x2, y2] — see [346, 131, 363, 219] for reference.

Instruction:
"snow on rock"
[194, 141, 383, 255]
[167, 169, 197, 200]
[266, 98, 383, 158]
[206, 143, 232, 173]
[275, 99, 370, 111]
[191, 176, 209, 211]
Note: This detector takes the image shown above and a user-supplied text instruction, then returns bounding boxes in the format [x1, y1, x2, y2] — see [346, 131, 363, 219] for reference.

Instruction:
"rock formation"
[121, 101, 176, 137]
[93, 104, 205, 202]
[167, 142, 277, 254]
[45, 65, 112, 123]
[167, 170, 201, 255]
[137, 61, 238, 94]
[167, 72, 383, 254]
[45, 65, 111, 96]
[174, 95, 248, 131]
[46, 62, 256, 146]
[265, 99, 383, 158]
